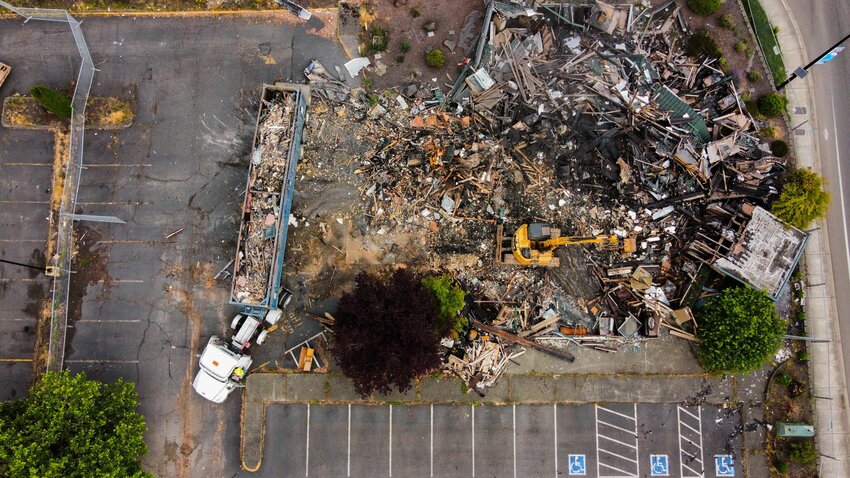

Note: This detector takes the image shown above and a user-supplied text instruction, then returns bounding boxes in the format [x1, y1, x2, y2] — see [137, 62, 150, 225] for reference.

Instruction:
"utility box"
[0, 62, 11, 89]
[776, 422, 815, 437]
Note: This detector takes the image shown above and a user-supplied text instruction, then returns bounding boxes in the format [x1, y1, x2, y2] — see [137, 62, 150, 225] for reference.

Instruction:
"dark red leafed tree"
[332, 268, 443, 397]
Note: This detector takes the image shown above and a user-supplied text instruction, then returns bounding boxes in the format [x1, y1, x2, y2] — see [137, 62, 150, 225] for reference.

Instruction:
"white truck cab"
[193, 306, 284, 403]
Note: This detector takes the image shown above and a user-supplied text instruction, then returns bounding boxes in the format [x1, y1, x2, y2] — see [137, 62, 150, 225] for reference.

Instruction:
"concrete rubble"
[299, 0, 807, 393]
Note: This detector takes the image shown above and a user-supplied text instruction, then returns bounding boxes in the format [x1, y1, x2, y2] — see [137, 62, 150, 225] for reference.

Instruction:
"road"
[785, 0, 850, 417]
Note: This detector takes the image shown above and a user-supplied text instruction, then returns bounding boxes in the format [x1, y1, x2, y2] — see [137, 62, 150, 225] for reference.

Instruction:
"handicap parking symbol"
[715, 455, 735, 477]
[568, 454, 586, 476]
[650, 454, 669, 476]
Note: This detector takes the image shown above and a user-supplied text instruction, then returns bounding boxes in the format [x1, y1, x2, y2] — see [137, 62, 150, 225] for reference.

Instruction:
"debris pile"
[299, 0, 807, 391]
[233, 92, 296, 304]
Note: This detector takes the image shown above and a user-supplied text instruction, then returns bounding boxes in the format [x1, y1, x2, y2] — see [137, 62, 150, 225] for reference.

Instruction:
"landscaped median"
[239, 371, 735, 471]
[740, 0, 787, 84]
[2, 95, 134, 130]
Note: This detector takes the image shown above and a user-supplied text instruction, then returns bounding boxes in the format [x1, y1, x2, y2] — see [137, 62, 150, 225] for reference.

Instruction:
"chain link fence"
[0, 1, 94, 372]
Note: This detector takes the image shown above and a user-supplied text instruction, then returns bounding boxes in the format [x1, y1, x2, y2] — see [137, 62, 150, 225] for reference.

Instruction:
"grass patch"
[742, 0, 787, 85]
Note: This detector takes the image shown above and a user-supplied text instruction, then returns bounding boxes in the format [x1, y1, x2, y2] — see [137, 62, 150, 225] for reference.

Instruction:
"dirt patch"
[64, 224, 111, 356]
[1, 95, 134, 130]
[347, 0, 479, 90]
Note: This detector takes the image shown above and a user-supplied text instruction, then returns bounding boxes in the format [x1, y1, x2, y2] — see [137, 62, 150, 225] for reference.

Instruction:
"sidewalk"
[760, 0, 850, 475]
[239, 371, 737, 471]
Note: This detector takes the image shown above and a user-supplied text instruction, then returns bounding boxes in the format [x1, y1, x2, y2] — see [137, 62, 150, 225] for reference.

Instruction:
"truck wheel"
[279, 289, 293, 308]
[230, 315, 243, 330]
[256, 330, 269, 345]
[265, 308, 283, 325]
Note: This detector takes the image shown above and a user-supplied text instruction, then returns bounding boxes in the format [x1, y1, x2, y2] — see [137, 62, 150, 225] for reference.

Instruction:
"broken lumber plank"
[471, 320, 575, 363]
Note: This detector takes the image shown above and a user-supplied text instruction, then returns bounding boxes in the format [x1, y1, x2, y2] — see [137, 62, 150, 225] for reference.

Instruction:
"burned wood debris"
[299, 1, 806, 391]
[233, 92, 297, 305]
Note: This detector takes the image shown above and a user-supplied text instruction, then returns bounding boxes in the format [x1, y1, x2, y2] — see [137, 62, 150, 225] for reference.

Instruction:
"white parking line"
[347, 404, 351, 477]
[599, 460, 639, 477]
[512, 404, 517, 478]
[597, 405, 638, 422]
[306, 404, 310, 477]
[389, 404, 393, 477]
[598, 448, 638, 463]
[597, 419, 639, 436]
[471, 405, 475, 477]
[677, 405, 705, 478]
[553, 404, 558, 478]
[430, 404, 434, 477]
[599, 434, 639, 450]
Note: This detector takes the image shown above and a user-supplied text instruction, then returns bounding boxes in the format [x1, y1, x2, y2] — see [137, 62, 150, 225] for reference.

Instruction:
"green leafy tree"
[687, 0, 722, 16]
[772, 168, 830, 229]
[422, 274, 467, 334]
[29, 85, 72, 119]
[0, 371, 151, 478]
[697, 287, 784, 373]
[425, 49, 446, 68]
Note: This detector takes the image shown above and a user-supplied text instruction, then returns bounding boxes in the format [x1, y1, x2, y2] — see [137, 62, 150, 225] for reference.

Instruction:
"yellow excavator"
[496, 223, 637, 267]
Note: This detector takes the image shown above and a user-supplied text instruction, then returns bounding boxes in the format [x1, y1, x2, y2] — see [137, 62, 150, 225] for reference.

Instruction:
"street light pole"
[777, 31, 850, 90]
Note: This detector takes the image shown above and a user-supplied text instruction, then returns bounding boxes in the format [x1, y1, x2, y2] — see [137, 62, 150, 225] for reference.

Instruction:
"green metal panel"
[776, 422, 815, 437]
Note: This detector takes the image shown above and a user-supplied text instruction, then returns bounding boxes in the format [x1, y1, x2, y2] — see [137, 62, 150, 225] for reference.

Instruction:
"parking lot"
[0, 128, 55, 400]
[250, 403, 743, 478]
[0, 12, 348, 477]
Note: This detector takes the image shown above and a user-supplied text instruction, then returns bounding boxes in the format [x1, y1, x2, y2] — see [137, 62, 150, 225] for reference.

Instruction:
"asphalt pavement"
[0, 12, 348, 477]
[246, 403, 744, 478]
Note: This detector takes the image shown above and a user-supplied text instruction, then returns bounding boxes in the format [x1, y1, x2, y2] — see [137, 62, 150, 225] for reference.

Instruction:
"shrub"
[422, 274, 467, 335]
[718, 57, 730, 73]
[775, 461, 790, 473]
[747, 70, 762, 82]
[771, 140, 789, 157]
[685, 30, 723, 59]
[369, 27, 389, 53]
[762, 125, 777, 138]
[687, 0, 722, 16]
[409, 7, 420, 18]
[29, 85, 72, 119]
[789, 380, 806, 398]
[396, 55, 406, 64]
[697, 287, 785, 373]
[718, 13, 735, 29]
[734, 40, 749, 54]
[798, 351, 809, 362]
[425, 49, 446, 68]
[787, 440, 817, 465]
[758, 93, 787, 117]
[773, 168, 831, 229]
[797, 311, 806, 321]
[400, 40, 410, 53]
[777, 372, 793, 386]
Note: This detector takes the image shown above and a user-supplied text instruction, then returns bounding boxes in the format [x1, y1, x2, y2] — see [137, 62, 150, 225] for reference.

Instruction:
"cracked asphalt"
[0, 12, 348, 477]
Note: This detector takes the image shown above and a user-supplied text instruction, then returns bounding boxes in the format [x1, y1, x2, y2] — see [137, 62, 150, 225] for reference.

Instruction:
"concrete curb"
[760, 0, 850, 475]
[239, 371, 735, 471]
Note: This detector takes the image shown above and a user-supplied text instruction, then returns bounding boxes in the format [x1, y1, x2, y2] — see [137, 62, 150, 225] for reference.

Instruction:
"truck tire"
[279, 289, 293, 308]
[230, 314, 243, 330]
[256, 330, 269, 345]
[265, 308, 283, 325]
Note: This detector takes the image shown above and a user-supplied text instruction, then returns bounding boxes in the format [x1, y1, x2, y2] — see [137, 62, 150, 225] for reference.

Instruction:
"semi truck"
[193, 83, 309, 403]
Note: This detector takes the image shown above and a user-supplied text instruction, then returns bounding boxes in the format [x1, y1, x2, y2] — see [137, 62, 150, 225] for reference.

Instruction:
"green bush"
[422, 274, 467, 335]
[400, 41, 410, 53]
[734, 40, 749, 54]
[369, 27, 389, 53]
[775, 460, 790, 473]
[772, 168, 831, 229]
[797, 311, 806, 321]
[787, 440, 817, 465]
[758, 93, 787, 117]
[718, 56, 730, 73]
[425, 49, 446, 68]
[396, 55, 406, 64]
[409, 7, 420, 18]
[29, 85, 72, 119]
[798, 351, 809, 362]
[777, 372, 793, 386]
[747, 70, 762, 82]
[687, 0, 722, 16]
[697, 287, 785, 373]
[685, 30, 723, 59]
[762, 125, 777, 138]
[771, 140, 790, 157]
[718, 13, 735, 29]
